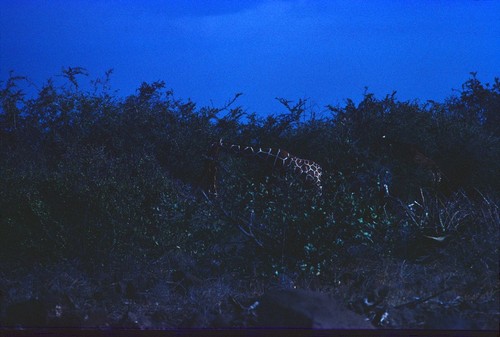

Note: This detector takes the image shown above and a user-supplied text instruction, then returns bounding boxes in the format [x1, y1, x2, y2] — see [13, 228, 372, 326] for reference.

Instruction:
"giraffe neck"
[217, 140, 293, 170]
[211, 140, 323, 193]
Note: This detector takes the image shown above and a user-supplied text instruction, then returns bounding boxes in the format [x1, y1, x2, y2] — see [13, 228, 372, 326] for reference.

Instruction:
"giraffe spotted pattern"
[206, 139, 322, 195]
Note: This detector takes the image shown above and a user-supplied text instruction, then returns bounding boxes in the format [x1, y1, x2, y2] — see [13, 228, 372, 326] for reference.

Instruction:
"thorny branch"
[395, 287, 453, 309]
[202, 192, 264, 248]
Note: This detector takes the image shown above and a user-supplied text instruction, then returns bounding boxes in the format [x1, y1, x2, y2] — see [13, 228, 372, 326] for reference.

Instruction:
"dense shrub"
[1, 69, 498, 329]
[0, 69, 498, 280]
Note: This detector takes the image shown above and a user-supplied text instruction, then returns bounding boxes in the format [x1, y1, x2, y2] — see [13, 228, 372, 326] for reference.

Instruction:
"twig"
[219, 206, 264, 247]
[395, 287, 452, 309]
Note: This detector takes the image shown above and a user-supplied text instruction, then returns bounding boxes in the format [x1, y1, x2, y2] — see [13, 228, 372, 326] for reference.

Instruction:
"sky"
[1, 0, 499, 116]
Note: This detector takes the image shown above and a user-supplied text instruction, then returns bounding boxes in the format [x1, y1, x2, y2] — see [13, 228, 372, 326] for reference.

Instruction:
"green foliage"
[0, 69, 498, 283]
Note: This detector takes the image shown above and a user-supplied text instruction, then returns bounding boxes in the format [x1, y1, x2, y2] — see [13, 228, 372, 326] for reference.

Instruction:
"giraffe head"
[381, 135, 443, 186]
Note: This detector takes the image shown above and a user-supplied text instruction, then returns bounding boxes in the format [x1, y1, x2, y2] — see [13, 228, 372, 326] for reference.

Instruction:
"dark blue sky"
[1, 0, 499, 115]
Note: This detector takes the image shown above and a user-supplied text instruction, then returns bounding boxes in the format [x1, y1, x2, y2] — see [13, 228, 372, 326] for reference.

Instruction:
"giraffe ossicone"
[206, 139, 322, 196]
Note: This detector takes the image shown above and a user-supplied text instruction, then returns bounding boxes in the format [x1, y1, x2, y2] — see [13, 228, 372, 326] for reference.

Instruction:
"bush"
[0, 70, 498, 308]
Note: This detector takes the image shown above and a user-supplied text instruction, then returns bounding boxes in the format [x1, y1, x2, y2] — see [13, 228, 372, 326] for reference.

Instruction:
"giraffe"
[381, 135, 443, 186]
[204, 139, 323, 196]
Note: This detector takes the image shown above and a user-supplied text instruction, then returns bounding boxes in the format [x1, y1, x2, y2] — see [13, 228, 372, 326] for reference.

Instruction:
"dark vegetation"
[0, 69, 498, 329]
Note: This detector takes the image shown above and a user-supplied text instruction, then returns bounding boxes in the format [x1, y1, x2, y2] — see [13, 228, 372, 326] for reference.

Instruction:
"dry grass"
[0, 192, 498, 330]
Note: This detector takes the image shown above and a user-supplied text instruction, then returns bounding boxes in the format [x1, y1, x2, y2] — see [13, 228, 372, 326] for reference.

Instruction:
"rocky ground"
[1, 246, 498, 331]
